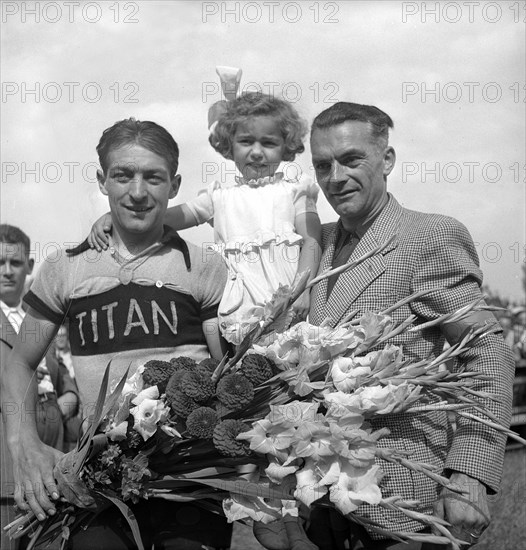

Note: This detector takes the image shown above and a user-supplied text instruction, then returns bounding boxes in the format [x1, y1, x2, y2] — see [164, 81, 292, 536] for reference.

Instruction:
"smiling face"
[97, 144, 180, 248]
[232, 116, 286, 180]
[0, 242, 33, 307]
[311, 121, 395, 230]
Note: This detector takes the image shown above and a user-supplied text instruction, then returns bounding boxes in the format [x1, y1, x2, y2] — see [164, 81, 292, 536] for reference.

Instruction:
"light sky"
[1, 0, 525, 302]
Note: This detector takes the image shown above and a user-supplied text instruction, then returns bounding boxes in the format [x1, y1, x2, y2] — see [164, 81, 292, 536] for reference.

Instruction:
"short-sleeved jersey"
[25, 229, 227, 409]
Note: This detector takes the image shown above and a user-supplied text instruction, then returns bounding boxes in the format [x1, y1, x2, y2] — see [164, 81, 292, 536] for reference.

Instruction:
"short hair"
[96, 118, 180, 177]
[211, 93, 308, 162]
[0, 224, 30, 257]
[311, 102, 394, 147]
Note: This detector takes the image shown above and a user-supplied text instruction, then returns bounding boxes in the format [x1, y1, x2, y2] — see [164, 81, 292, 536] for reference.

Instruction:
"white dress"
[186, 173, 319, 344]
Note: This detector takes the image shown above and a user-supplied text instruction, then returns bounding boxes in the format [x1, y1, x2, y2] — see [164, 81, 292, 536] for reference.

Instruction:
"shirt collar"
[67, 226, 191, 271]
[160, 226, 191, 270]
[0, 300, 24, 315]
[338, 194, 390, 239]
[235, 172, 284, 188]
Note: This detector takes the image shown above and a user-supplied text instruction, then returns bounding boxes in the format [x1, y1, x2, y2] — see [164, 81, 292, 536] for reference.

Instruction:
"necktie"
[327, 230, 358, 297]
[6, 306, 24, 334]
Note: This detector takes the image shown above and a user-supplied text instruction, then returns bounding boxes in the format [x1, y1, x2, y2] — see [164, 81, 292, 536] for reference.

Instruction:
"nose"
[249, 142, 264, 159]
[129, 176, 148, 201]
[329, 161, 348, 183]
[2, 261, 13, 276]
[320, 161, 348, 193]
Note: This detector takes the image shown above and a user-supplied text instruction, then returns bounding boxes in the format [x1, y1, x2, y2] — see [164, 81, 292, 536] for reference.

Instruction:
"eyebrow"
[236, 133, 281, 139]
[312, 147, 366, 162]
[109, 166, 166, 175]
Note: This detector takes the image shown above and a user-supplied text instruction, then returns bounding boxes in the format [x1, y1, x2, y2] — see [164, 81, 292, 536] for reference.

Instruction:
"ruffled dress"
[186, 173, 319, 344]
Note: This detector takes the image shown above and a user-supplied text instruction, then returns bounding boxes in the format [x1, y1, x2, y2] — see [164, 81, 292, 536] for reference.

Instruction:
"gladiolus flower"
[330, 356, 373, 392]
[294, 458, 328, 507]
[130, 398, 169, 441]
[106, 421, 128, 441]
[268, 402, 319, 427]
[223, 495, 281, 524]
[132, 385, 160, 405]
[290, 422, 333, 461]
[237, 418, 295, 461]
[329, 463, 383, 514]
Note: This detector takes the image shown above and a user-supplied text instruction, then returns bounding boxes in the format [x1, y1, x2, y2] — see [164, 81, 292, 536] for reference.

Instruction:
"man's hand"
[433, 472, 490, 547]
[35, 363, 50, 382]
[12, 436, 63, 521]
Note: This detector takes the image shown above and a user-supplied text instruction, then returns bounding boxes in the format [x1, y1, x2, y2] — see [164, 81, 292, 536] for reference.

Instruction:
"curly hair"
[96, 118, 180, 177]
[211, 93, 308, 162]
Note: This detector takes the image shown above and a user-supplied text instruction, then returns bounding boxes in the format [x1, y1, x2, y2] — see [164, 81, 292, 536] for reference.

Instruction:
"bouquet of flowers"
[6, 240, 524, 550]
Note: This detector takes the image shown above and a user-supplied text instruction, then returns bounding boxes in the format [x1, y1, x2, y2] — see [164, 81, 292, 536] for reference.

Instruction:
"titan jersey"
[25, 229, 227, 409]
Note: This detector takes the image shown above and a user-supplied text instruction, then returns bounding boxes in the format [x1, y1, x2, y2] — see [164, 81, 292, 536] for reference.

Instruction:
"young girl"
[89, 81, 322, 345]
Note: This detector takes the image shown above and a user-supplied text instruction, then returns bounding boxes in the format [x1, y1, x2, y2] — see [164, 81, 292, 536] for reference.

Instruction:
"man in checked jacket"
[306, 102, 515, 550]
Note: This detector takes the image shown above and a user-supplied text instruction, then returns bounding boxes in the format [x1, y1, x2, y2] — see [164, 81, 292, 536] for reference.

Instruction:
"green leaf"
[161, 477, 295, 500]
[75, 361, 112, 465]
[75, 362, 130, 472]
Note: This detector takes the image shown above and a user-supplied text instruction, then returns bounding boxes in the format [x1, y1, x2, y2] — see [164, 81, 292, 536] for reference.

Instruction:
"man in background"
[1, 224, 79, 550]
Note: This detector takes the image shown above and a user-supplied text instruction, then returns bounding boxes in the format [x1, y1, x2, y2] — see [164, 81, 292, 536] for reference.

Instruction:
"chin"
[334, 203, 357, 217]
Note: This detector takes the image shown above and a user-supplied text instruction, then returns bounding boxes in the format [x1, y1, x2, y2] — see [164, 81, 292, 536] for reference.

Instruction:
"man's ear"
[169, 174, 181, 199]
[97, 169, 108, 196]
[383, 146, 396, 177]
[27, 257, 35, 275]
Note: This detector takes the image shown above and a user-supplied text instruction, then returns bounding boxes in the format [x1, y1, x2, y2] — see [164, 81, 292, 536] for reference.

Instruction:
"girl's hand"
[292, 290, 310, 322]
[88, 213, 112, 251]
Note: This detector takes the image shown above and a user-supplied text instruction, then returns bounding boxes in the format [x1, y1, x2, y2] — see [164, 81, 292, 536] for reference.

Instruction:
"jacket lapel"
[313, 195, 402, 326]
[0, 308, 17, 349]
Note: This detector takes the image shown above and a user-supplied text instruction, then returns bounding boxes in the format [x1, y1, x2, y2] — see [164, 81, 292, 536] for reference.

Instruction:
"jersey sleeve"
[191, 246, 228, 321]
[185, 181, 217, 224]
[291, 174, 319, 217]
[23, 250, 73, 325]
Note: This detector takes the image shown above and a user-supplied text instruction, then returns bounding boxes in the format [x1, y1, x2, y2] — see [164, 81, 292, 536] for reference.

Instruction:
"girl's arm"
[164, 203, 200, 231]
[293, 211, 322, 319]
[202, 317, 230, 360]
[88, 204, 200, 250]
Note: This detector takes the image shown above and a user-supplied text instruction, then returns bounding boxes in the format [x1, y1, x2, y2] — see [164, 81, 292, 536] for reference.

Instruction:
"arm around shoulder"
[293, 211, 322, 319]
[164, 203, 200, 231]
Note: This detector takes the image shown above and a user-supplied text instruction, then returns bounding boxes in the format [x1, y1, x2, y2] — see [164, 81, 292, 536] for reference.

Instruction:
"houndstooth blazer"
[310, 194, 515, 537]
